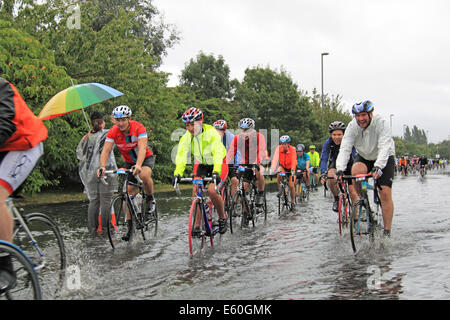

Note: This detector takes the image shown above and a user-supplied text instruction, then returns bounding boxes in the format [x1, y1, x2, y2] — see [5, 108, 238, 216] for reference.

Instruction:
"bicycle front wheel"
[188, 199, 206, 256]
[337, 195, 349, 235]
[107, 195, 131, 249]
[0, 241, 42, 300]
[349, 200, 372, 253]
[13, 213, 66, 299]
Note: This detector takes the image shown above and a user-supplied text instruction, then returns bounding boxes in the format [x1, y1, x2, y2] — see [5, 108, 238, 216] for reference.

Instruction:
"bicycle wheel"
[139, 196, 158, 241]
[188, 199, 206, 256]
[229, 191, 242, 234]
[0, 241, 42, 300]
[337, 195, 349, 235]
[107, 195, 132, 249]
[349, 200, 372, 253]
[13, 213, 66, 298]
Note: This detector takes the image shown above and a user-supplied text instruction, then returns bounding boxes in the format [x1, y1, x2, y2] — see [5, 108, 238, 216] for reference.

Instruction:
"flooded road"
[24, 169, 450, 300]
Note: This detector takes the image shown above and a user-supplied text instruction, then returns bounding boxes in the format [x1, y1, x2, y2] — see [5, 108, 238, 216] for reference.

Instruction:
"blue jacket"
[320, 137, 357, 173]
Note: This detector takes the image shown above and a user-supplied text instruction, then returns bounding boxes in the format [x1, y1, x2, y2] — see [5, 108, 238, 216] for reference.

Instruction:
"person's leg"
[0, 186, 13, 242]
[87, 192, 100, 236]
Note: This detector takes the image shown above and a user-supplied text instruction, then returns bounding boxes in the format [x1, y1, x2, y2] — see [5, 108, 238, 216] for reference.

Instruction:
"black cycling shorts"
[354, 155, 395, 188]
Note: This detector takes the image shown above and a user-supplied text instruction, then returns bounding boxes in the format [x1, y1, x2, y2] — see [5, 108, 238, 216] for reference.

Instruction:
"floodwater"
[23, 169, 450, 300]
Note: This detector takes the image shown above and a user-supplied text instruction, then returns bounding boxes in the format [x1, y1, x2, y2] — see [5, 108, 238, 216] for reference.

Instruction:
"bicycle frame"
[7, 198, 45, 272]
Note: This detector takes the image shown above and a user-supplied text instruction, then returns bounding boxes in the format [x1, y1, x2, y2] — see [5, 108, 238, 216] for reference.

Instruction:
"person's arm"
[270, 145, 280, 173]
[98, 140, 114, 177]
[320, 139, 330, 173]
[133, 136, 148, 175]
[374, 117, 394, 169]
[226, 135, 238, 165]
[0, 79, 17, 147]
[336, 120, 357, 172]
[174, 132, 189, 177]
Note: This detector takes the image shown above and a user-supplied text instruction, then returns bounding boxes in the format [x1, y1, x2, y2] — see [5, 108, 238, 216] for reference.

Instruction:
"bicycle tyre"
[188, 199, 206, 256]
[107, 195, 131, 249]
[13, 213, 66, 298]
[337, 195, 349, 235]
[349, 200, 372, 253]
[229, 191, 242, 234]
[0, 240, 42, 300]
[139, 195, 158, 241]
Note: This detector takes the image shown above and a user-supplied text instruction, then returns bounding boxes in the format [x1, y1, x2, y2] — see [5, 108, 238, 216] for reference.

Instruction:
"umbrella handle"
[81, 108, 91, 131]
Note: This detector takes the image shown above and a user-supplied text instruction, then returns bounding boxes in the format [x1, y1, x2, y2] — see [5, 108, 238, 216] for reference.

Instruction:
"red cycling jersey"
[106, 120, 153, 164]
[226, 131, 268, 165]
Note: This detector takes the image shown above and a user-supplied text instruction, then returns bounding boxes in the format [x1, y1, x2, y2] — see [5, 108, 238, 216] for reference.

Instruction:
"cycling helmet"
[213, 119, 227, 130]
[352, 100, 374, 114]
[309, 145, 316, 149]
[182, 107, 203, 123]
[238, 118, 255, 130]
[112, 105, 132, 118]
[328, 121, 346, 133]
[280, 135, 291, 143]
[296, 144, 305, 152]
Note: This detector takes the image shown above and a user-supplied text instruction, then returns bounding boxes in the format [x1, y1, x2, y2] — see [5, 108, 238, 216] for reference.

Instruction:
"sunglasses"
[182, 115, 195, 123]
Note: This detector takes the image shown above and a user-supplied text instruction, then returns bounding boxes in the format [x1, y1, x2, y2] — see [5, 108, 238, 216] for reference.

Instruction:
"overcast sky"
[153, 0, 450, 143]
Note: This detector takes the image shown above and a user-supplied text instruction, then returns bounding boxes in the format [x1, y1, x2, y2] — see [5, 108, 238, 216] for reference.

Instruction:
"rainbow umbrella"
[38, 82, 124, 122]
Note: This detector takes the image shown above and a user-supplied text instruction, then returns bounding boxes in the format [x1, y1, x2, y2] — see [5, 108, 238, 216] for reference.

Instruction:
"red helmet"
[213, 119, 227, 130]
[182, 107, 203, 123]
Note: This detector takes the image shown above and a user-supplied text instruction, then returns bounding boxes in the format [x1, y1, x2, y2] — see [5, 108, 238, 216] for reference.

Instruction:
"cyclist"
[335, 100, 396, 237]
[226, 118, 268, 207]
[295, 144, 311, 190]
[213, 119, 241, 201]
[399, 156, 407, 176]
[418, 154, 428, 175]
[98, 105, 156, 241]
[173, 108, 228, 235]
[270, 135, 297, 210]
[0, 78, 48, 293]
[319, 121, 358, 212]
[307, 145, 320, 190]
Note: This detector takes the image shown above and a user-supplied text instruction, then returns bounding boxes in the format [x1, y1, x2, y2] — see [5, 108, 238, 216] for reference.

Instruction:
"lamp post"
[389, 114, 394, 136]
[321, 52, 329, 124]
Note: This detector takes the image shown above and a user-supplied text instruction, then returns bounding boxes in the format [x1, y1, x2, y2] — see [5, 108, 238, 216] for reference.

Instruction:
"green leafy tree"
[0, 19, 81, 193]
[234, 66, 321, 153]
[180, 52, 234, 100]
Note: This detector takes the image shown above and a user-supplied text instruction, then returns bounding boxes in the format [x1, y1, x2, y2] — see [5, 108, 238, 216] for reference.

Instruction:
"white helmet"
[238, 118, 255, 130]
[112, 105, 132, 118]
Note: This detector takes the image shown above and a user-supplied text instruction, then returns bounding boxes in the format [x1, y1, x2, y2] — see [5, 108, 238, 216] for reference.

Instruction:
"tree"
[0, 19, 80, 193]
[180, 52, 234, 100]
[234, 66, 321, 153]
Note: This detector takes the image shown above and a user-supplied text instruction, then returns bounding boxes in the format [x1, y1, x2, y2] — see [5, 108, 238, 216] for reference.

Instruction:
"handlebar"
[100, 168, 143, 185]
[173, 177, 216, 196]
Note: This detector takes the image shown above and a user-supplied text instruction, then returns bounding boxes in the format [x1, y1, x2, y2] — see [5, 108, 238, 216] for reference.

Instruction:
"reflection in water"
[21, 170, 450, 299]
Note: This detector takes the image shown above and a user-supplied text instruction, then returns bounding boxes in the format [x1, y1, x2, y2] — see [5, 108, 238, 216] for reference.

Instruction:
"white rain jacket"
[336, 114, 395, 171]
[76, 129, 118, 198]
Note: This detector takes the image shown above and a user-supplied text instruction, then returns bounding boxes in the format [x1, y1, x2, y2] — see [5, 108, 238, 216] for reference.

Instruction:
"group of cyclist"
[0, 74, 399, 293]
[396, 154, 447, 177]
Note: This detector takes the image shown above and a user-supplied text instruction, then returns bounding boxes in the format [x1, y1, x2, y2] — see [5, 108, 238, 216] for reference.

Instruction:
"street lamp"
[321, 52, 329, 124]
[389, 114, 394, 136]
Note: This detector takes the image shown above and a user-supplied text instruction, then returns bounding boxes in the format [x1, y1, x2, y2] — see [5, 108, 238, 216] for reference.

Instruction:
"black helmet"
[328, 121, 346, 133]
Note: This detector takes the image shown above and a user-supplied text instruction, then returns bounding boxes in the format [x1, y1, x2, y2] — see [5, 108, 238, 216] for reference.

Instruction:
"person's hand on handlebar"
[335, 170, 344, 182]
[132, 164, 142, 176]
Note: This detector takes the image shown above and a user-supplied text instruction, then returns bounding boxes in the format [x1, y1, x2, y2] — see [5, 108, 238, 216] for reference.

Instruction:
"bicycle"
[0, 240, 42, 300]
[174, 176, 221, 256]
[323, 176, 352, 236]
[295, 169, 310, 203]
[229, 165, 267, 233]
[102, 168, 158, 249]
[9, 196, 66, 298]
[345, 173, 382, 253]
[276, 172, 292, 215]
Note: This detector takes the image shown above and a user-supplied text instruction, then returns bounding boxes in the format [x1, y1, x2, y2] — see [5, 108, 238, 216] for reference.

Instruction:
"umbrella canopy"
[38, 83, 123, 120]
